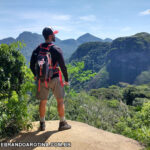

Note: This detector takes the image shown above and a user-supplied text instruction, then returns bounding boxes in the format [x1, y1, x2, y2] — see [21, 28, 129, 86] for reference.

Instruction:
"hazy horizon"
[1, 30, 150, 42]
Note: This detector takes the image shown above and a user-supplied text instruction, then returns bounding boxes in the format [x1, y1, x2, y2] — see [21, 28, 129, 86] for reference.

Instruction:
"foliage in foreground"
[0, 42, 34, 139]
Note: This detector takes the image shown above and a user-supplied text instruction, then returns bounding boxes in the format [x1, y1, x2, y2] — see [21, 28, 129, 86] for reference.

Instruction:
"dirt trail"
[1, 120, 145, 150]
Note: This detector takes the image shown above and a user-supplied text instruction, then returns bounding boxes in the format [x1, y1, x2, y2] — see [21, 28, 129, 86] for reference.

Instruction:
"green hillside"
[69, 32, 150, 89]
[69, 42, 111, 72]
[107, 32, 150, 85]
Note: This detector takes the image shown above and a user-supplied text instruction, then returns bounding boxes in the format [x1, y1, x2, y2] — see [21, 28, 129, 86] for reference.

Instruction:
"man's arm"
[57, 47, 68, 82]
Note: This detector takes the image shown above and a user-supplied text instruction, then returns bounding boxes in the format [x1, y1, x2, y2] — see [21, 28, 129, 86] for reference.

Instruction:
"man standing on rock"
[30, 27, 71, 131]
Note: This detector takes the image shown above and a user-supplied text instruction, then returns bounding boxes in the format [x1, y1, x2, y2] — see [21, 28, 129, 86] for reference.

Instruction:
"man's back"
[30, 42, 68, 82]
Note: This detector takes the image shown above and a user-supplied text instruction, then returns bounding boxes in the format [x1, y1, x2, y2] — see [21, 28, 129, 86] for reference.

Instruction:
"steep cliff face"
[107, 32, 150, 85]
[69, 42, 110, 72]
[69, 32, 150, 89]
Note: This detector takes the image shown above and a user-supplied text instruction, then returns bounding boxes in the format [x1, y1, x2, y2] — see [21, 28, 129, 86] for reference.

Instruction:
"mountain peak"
[134, 32, 150, 37]
[18, 31, 33, 37]
[81, 33, 93, 36]
[77, 33, 103, 44]
[16, 31, 42, 40]
[104, 38, 113, 42]
[77, 33, 100, 39]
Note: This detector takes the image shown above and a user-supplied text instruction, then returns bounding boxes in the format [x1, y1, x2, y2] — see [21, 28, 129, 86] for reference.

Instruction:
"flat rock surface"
[1, 120, 145, 150]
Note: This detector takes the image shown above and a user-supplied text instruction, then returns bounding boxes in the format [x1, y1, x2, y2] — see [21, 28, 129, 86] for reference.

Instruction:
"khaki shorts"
[36, 77, 65, 100]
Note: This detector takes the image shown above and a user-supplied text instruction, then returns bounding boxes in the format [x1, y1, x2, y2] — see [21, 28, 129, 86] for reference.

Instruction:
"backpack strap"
[38, 79, 41, 92]
[59, 70, 64, 87]
[53, 61, 58, 69]
[48, 43, 54, 47]
[39, 43, 54, 50]
[39, 43, 54, 67]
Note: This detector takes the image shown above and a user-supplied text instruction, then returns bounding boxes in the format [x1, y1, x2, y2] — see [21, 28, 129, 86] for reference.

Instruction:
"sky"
[0, 0, 150, 40]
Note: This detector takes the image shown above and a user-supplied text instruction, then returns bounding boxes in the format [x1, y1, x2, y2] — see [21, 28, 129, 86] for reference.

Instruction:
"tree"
[65, 61, 97, 92]
[0, 42, 34, 138]
[0, 42, 26, 98]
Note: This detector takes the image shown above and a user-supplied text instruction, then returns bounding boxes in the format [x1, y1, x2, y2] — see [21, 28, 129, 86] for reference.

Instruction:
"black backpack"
[35, 43, 59, 92]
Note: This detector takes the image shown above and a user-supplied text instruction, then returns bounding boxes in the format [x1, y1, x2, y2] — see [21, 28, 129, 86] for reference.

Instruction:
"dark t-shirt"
[30, 42, 68, 82]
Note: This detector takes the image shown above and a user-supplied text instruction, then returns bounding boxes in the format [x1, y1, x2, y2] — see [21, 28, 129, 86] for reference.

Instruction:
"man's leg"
[51, 77, 71, 131]
[39, 99, 47, 131]
[56, 98, 65, 121]
[36, 80, 49, 131]
[39, 99, 47, 120]
[56, 97, 71, 131]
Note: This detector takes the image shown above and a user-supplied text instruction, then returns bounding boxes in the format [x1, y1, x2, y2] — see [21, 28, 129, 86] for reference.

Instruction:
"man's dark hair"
[42, 27, 53, 40]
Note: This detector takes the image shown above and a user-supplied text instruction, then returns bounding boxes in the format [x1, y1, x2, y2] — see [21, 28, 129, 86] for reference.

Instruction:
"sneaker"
[40, 121, 45, 131]
[58, 120, 71, 131]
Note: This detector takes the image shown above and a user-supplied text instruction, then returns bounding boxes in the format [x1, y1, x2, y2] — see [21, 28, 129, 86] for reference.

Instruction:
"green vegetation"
[69, 32, 150, 90]
[69, 42, 110, 72]
[66, 61, 97, 91]
[89, 84, 150, 148]
[0, 42, 35, 138]
[0, 42, 150, 149]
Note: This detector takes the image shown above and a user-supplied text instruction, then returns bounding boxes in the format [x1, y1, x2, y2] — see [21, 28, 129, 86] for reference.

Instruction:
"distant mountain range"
[1, 31, 150, 90]
[0, 32, 112, 63]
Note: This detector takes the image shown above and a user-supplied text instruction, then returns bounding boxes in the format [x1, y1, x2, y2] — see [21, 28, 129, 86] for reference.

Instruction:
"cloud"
[139, 9, 150, 16]
[121, 27, 131, 32]
[19, 12, 71, 21]
[0, 10, 100, 40]
[79, 15, 96, 22]
[53, 25, 73, 32]
[83, 4, 93, 10]
[51, 15, 71, 21]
